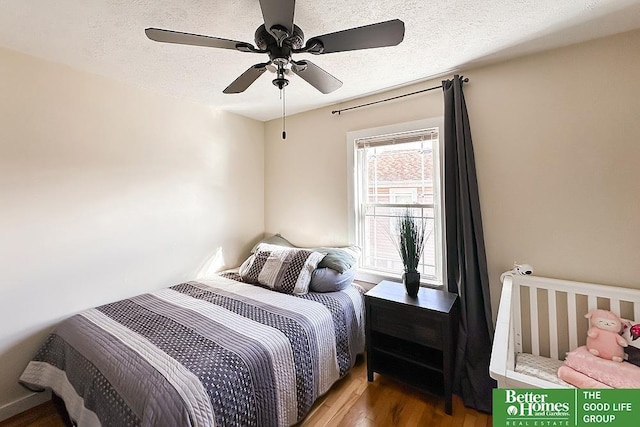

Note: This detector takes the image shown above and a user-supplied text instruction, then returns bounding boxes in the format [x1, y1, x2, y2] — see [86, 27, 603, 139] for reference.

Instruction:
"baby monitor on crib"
[500, 262, 534, 282]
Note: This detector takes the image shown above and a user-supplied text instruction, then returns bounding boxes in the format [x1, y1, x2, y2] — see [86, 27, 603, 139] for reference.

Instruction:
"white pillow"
[239, 243, 325, 295]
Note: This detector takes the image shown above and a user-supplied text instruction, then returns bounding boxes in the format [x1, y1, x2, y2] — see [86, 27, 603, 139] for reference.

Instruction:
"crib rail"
[514, 275, 640, 360]
[490, 274, 640, 389]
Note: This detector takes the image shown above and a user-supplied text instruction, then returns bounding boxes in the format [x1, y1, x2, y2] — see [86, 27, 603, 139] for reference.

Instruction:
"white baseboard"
[0, 390, 52, 422]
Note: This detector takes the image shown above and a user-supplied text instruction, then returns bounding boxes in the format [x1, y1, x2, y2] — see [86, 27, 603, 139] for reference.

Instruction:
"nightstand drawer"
[369, 301, 442, 349]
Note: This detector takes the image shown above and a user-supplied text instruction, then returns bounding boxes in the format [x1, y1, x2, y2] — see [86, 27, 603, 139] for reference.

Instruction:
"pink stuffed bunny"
[585, 309, 628, 362]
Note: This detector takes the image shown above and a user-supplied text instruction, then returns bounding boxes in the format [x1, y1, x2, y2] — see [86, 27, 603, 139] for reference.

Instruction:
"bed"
[489, 273, 640, 389]
[20, 273, 366, 426]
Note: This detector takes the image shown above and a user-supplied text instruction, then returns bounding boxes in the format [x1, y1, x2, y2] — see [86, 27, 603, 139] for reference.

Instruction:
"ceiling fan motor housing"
[255, 24, 304, 64]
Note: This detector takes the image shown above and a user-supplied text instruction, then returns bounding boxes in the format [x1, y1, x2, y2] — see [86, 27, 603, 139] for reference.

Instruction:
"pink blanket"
[562, 346, 640, 388]
[557, 365, 612, 388]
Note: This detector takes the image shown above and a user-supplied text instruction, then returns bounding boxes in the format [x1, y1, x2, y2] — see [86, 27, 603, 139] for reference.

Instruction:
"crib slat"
[548, 290, 558, 359]
[513, 282, 523, 354]
[610, 299, 621, 317]
[568, 291, 578, 351]
[588, 295, 597, 312]
[530, 286, 540, 356]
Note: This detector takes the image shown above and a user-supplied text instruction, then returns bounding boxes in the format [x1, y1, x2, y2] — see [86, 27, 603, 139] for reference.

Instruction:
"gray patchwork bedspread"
[20, 275, 365, 427]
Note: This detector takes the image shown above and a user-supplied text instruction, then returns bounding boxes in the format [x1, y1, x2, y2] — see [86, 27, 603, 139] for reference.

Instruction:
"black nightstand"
[365, 280, 459, 415]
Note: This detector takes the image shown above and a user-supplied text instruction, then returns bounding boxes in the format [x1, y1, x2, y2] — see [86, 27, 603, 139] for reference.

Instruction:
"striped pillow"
[239, 243, 325, 295]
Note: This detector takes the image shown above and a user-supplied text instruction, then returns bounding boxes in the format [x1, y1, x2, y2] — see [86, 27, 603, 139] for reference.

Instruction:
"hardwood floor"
[0, 399, 67, 427]
[1, 357, 491, 426]
[300, 358, 492, 427]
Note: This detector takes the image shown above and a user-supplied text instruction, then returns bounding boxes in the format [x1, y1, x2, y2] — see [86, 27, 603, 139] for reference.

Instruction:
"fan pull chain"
[281, 86, 287, 140]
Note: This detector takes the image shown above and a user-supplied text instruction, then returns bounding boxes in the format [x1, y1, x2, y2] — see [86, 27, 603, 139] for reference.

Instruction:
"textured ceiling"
[1, 1, 640, 121]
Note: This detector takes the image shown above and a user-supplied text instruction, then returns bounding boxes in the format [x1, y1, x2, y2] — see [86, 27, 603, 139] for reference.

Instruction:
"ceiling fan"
[145, 0, 405, 95]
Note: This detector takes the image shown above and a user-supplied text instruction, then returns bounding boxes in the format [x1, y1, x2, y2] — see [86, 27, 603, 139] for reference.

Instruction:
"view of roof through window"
[358, 134, 439, 281]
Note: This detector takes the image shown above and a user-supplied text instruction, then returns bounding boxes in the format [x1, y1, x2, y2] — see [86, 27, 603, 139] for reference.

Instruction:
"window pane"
[365, 142, 434, 205]
[361, 206, 436, 278]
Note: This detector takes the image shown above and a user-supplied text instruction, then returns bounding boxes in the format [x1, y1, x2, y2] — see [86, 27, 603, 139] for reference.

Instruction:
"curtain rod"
[331, 76, 469, 115]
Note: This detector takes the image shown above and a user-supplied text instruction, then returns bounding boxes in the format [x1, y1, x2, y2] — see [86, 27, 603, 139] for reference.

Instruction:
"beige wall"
[265, 29, 640, 316]
[0, 47, 264, 414]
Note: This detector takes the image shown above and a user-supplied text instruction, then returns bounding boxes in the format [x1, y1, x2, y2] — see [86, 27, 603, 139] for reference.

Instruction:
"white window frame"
[347, 118, 446, 288]
[390, 188, 418, 204]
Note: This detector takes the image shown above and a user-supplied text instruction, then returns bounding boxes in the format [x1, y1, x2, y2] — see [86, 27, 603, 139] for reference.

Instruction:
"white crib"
[490, 274, 640, 388]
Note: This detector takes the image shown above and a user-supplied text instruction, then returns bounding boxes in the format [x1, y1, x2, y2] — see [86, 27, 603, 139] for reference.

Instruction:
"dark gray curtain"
[442, 75, 496, 413]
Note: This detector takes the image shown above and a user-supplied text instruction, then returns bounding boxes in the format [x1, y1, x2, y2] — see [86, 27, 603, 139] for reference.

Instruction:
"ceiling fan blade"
[145, 28, 252, 51]
[259, 0, 295, 36]
[306, 19, 404, 54]
[223, 64, 269, 94]
[291, 60, 342, 94]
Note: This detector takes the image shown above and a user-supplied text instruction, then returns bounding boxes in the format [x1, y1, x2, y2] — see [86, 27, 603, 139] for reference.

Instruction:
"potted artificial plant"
[394, 210, 427, 297]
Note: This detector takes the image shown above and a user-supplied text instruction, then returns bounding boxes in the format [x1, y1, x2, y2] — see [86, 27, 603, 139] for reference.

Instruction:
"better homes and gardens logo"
[494, 389, 574, 426]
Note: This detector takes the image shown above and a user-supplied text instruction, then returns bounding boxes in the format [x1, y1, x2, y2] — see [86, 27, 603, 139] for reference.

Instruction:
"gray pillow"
[313, 246, 361, 273]
[310, 268, 355, 293]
